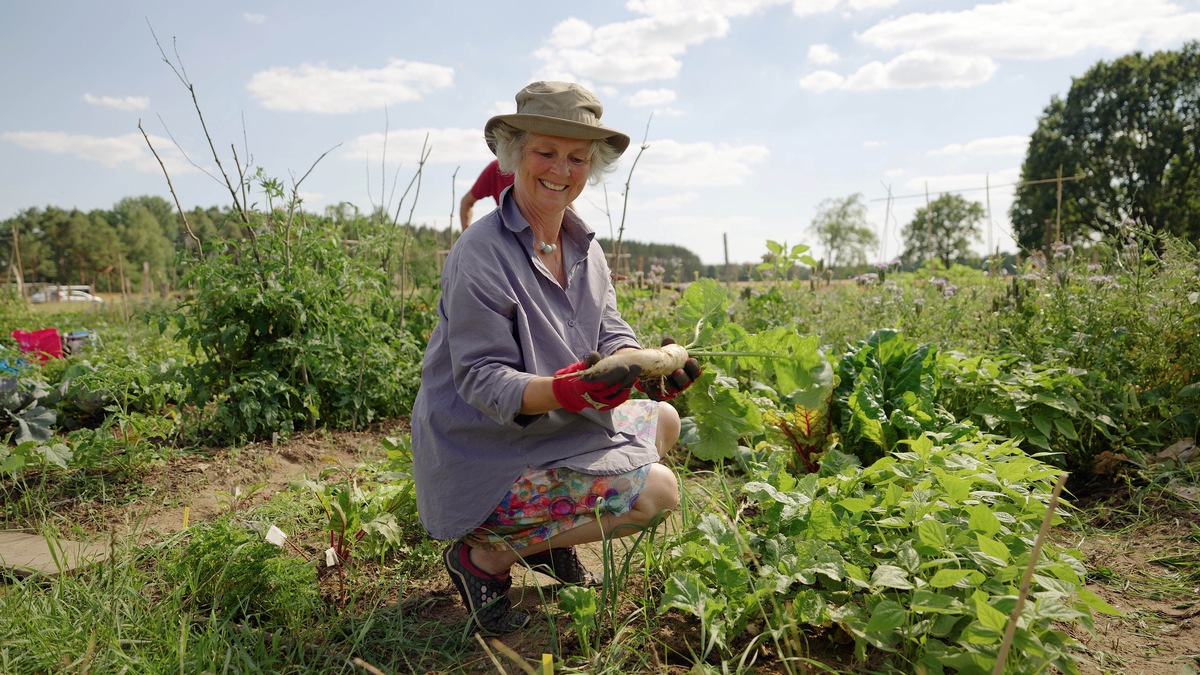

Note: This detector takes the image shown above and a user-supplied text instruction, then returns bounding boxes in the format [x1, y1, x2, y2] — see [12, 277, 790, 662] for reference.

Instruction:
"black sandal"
[521, 546, 600, 587]
[443, 541, 529, 634]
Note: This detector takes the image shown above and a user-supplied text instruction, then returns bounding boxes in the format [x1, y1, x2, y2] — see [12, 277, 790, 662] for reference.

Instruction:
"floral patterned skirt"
[463, 399, 660, 552]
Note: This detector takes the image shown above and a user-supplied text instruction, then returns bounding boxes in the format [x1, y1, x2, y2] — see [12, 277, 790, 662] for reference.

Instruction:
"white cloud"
[626, 138, 770, 188]
[487, 99, 513, 117]
[791, 0, 839, 17]
[883, 168, 906, 178]
[798, 70, 845, 93]
[848, 0, 900, 10]
[841, 50, 997, 90]
[343, 127, 490, 166]
[928, 135, 1029, 157]
[627, 88, 677, 107]
[807, 43, 839, 64]
[534, 13, 731, 83]
[247, 59, 454, 113]
[626, 0, 790, 19]
[243, 12, 266, 24]
[1, 131, 198, 174]
[82, 93, 149, 111]
[858, 0, 1200, 61]
[861, 139, 887, 149]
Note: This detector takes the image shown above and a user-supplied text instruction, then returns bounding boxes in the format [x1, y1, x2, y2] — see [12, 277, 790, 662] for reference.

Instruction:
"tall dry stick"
[138, 120, 203, 260]
[992, 472, 1069, 674]
[11, 222, 26, 305]
[613, 114, 653, 280]
[147, 23, 248, 222]
[392, 138, 431, 333]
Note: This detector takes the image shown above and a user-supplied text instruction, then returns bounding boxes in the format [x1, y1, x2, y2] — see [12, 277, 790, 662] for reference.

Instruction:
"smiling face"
[513, 133, 593, 219]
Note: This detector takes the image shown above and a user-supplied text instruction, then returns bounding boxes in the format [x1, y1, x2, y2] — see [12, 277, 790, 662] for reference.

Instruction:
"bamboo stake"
[992, 472, 1069, 674]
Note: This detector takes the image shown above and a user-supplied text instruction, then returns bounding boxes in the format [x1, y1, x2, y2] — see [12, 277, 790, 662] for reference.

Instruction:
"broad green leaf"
[975, 533, 1011, 563]
[792, 589, 829, 625]
[933, 468, 971, 503]
[1031, 413, 1054, 439]
[968, 503, 1002, 536]
[866, 599, 907, 633]
[660, 572, 721, 621]
[917, 519, 948, 548]
[683, 372, 764, 460]
[675, 277, 730, 347]
[696, 513, 740, 552]
[972, 591, 1010, 632]
[836, 497, 874, 514]
[1024, 430, 1052, 450]
[34, 443, 73, 469]
[993, 457, 1038, 484]
[1052, 416, 1079, 440]
[871, 564, 914, 590]
[911, 589, 962, 615]
[1034, 598, 1085, 622]
[929, 568, 973, 588]
[1076, 587, 1124, 616]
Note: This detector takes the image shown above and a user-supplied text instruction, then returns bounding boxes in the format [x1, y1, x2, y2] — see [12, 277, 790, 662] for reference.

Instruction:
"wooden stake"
[1055, 164, 1064, 242]
[992, 472, 1069, 674]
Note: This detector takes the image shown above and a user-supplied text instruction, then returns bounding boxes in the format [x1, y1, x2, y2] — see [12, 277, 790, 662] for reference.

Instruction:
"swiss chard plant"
[834, 329, 952, 465]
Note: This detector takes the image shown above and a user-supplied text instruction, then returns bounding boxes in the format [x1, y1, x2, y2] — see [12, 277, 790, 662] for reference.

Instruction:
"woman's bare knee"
[655, 402, 681, 452]
[630, 463, 679, 523]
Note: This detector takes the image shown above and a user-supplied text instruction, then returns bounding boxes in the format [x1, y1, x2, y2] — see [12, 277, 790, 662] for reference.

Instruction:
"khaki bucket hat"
[485, 81, 631, 156]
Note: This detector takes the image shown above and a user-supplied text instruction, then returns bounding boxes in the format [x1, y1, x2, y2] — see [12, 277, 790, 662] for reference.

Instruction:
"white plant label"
[265, 525, 288, 547]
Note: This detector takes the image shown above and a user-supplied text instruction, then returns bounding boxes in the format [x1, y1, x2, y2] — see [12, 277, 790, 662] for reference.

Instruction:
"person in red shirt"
[459, 159, 514, 230]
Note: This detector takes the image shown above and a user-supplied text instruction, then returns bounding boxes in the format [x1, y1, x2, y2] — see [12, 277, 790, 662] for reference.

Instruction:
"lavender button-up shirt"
[410, 190, 658, 540]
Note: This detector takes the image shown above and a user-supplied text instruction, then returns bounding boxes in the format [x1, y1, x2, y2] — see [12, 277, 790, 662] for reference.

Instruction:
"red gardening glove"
[552, 351, 641, 413]
[634, 337, 702, 402]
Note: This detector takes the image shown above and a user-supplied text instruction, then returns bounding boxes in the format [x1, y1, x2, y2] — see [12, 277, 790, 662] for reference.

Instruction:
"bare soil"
[22, 427, 1200, 674]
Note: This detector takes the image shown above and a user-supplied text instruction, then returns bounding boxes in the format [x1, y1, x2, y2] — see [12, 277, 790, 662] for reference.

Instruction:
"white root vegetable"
[576, 343, 690, 382]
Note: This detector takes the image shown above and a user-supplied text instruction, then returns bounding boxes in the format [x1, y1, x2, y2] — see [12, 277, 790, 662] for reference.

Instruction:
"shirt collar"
[499, 192, 596, 247]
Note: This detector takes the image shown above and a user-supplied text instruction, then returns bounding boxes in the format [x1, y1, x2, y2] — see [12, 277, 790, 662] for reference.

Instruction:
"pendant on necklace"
[536, 241, 557, 254]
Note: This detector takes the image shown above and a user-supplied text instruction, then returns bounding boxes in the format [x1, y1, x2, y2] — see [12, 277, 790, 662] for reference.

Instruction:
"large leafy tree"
[901, 194, 984, 268]
[110, 196, 178, 290]
[1011, 40, 1200, 250]
[810, 193, 878, 272]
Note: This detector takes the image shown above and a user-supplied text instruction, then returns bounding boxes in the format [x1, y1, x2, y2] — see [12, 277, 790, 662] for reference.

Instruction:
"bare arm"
[460, 192, 479, 230]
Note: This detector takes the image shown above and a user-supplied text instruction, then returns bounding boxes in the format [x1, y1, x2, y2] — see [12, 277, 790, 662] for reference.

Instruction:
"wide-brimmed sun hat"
[485, 81, 630, 157]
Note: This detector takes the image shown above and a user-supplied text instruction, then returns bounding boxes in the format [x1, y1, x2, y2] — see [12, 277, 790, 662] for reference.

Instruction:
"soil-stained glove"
[552, 351, 641, 413]
[634, 337, 702, 402]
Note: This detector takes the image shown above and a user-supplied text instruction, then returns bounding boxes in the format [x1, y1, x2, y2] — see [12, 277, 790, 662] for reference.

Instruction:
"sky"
[2, 1, 1199, 266]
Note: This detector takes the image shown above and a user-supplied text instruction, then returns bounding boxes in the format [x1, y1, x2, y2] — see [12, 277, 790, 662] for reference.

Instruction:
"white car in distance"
[29, 289, 104, 304]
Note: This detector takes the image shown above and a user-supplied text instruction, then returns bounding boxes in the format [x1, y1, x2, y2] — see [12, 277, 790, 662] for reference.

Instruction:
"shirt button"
[568, 320, 576, 327]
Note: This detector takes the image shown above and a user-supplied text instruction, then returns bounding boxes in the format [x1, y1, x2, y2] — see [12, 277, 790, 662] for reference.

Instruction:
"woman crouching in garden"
[409, 81, 700, 634]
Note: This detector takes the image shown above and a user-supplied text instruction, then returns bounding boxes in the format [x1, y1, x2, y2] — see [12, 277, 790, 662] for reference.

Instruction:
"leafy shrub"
[166, 210, 423, 443]
[663, 434, 1118, 672]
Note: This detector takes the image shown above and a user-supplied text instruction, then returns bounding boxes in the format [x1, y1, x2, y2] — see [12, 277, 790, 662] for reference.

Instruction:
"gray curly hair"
[488, 122, 621, 185]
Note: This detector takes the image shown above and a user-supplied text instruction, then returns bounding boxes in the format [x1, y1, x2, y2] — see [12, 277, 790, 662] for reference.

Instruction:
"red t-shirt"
[470, 159, 515, 204]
